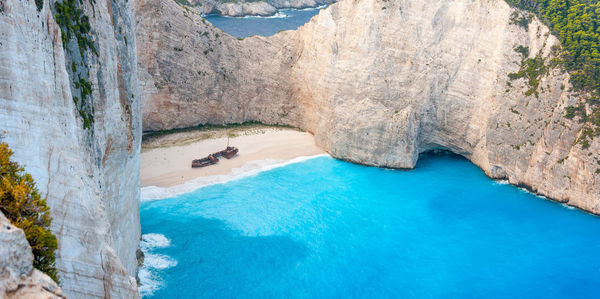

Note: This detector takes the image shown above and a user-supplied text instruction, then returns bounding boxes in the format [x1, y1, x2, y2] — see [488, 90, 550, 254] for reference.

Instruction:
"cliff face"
[0, 0, 141, 297]
[138, 0, 599, 214]
[0, 212, 64, 298]
[283, 0, 600, 213]
[135, 0, 298, 130]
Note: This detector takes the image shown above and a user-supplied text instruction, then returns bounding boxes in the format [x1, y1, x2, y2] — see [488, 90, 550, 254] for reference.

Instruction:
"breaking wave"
[138, 233, 177, 297]
[140, 233, 171, 251]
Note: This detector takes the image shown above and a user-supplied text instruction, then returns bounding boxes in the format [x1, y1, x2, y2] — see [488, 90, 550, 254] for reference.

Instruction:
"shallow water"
[140, 153, 600, 298]
[204, 7, 324, 38]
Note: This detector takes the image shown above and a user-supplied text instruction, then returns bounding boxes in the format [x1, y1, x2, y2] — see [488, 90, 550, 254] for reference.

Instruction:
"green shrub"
[54, 0, 97, 132]
[506, 0, 600, 147]
[0, 143, 58, 283]
[35, 0, 43, 11]
[514, 45, 530, 58]
[510, 11, 531, 29]
[508, 54, 547, 97]
[505, 2, 600, 102]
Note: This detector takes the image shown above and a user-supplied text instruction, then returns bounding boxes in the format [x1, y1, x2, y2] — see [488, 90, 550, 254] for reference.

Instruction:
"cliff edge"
[0, 0, 142, 297]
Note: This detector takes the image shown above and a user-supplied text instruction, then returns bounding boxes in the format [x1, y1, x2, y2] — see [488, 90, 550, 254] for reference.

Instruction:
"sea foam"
[201, 6, 327, 19]
[141, 154, 329, 201]
[139, 233, 177, 297]
[202, 11, 290, 19]
[140, 233, 171, 250]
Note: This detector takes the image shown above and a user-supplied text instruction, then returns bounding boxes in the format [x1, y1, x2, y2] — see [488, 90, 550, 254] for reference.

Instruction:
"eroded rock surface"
[0, 212, 64, 299]
[137, 0, 599, 213]
[0, 0, 141, 297]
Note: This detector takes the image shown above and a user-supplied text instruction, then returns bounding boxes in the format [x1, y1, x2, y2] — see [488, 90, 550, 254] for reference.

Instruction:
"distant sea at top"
[204, 7, 325, 38]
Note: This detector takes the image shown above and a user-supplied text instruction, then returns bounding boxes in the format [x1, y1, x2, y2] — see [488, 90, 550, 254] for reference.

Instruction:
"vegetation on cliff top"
[506, 0, 599, 93]
[0, 142, 59, 283]
[506, 0, 600, 146]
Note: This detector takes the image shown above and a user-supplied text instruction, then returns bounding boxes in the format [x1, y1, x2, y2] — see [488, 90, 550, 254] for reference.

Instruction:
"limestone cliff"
[135, 0, 296, 130]
[137, 0, 600, 214]
[0, 0, 141, 297]
[0, 211, 64, 298]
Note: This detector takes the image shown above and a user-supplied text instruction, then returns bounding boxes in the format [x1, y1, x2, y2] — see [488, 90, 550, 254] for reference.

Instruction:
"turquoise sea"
[140, 153, 600, 298]
[204, 7, 325, 38]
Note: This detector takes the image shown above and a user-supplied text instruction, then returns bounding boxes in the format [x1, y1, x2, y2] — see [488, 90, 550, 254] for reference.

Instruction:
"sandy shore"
[140, 126, 324, 187]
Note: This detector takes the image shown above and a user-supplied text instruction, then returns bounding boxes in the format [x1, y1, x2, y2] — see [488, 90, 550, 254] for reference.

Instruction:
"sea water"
[204, 7, 325, 38]
[140, 153, 600, 298]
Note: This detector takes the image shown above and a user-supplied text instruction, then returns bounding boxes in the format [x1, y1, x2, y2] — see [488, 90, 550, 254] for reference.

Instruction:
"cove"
[139, 153, 600, 298]
[204, 7, 324, 38]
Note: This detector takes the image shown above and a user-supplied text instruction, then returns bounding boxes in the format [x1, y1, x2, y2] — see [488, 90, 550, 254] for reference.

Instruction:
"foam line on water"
[202, 5, 327, 19]
[203, 11, 289, 19]
[140, 233, 171, 251]
[518, 187, 547, 200]
[139, 233, 177, 297]
[495, 180, 548, 199]
[144, 253, 178, 270]
[495, 179, 581, 212]
[493, 179, 510, 185]
[141, 154, 330, 201]
[289, 5, 328, 11]
[234, 11, 290, 19]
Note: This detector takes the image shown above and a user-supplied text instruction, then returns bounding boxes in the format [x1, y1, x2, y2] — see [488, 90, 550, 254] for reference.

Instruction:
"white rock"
[0, 211, 64, 298]
[0, 0, 141, 297]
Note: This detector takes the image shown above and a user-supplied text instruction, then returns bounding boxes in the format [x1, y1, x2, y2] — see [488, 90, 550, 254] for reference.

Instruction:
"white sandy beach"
[140, 127, 324, 188]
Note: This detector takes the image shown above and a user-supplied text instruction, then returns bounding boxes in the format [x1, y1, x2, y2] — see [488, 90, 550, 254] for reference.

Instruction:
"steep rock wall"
[137, 0, 599, 213]
[135, 0, 299, 130]
[286, 0, 599, 213]
[0, 0, 141, 297]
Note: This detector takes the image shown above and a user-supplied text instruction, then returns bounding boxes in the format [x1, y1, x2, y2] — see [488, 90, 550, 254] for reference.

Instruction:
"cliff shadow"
[140, 213, 310, 297]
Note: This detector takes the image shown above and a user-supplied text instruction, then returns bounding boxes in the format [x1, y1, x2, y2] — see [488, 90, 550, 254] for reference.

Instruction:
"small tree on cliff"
[0, 142, 59, 283]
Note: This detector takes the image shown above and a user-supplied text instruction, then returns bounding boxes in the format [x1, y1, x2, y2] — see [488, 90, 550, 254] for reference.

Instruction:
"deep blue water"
[140, 153, 600, 298]
[204, 7, 324, 38]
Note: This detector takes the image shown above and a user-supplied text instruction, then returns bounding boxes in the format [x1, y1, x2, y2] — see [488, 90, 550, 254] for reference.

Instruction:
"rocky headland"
[179, 0, 334, 17]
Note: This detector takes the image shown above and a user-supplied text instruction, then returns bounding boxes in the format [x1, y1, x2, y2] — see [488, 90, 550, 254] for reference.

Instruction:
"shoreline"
[140, 126, 326, 199]
[141, 154, 329, 201]
[201, 5, 328, 18]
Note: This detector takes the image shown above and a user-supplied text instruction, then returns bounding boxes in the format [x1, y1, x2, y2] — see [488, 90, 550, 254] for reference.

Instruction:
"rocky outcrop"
[212, 2, 277, 17]
[0, 0, 141, 297]
[182, 0, 334, 17]
[269, 0, 331, 9]
[137, 0, 600, 214]
[0, 212, 64, 298]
